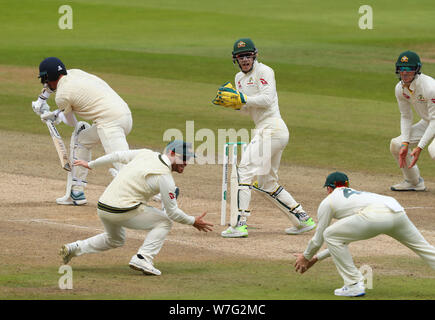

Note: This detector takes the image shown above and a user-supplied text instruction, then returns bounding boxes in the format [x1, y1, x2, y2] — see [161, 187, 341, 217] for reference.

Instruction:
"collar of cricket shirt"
[159, 153, 171, 169]
[408, 73, 422, 92]
[56, 72, 68, 90]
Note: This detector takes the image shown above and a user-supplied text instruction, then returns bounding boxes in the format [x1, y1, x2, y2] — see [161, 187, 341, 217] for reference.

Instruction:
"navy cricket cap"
[38, 57, 67, 84]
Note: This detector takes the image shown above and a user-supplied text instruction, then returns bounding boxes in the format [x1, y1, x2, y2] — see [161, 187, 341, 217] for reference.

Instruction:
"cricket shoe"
[59, 243, 79, 264]
[221, 224, 248, 238]
[334, 281, 365, 297]
[56, 190, 87, 206]
[129, 254, 161, 276]
[285, 217, 316, 235]
[390, 178, 426, 192]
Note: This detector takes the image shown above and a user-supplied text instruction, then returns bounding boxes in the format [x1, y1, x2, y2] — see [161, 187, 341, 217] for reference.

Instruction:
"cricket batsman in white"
[294, 171, 435, 297]
[31, 57, 132, 205]
[212, 38, 315, 238]
[390, 50, 435, 191]
[59, 140, 213, 275]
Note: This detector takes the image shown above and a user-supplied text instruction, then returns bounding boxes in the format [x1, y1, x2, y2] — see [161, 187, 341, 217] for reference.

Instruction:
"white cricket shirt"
[235, 60, 283, 129]
[55, 69, 131, 125]
[395, 73, 435, 149]
[89, 149, 195, 225]
[303, 187, 404, 260]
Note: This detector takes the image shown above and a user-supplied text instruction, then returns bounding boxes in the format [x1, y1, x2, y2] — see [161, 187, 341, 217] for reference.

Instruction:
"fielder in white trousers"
[77, 204, 172, 264]
[295, 171, 435, 297]
[389, 51, 435, 192]
[60, 142, 213, 276]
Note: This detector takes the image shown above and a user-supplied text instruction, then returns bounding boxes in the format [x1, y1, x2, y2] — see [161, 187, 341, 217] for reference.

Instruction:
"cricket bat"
[45, 119, 71, 171]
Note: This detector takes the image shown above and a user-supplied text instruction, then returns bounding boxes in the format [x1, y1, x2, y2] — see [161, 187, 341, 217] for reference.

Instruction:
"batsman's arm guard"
[59, 111, 78, 127]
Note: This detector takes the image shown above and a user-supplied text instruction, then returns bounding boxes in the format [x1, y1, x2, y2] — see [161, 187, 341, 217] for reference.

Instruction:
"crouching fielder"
[32, 57, 132, 205]
[294, 172, 435, 297]
[390, 51, 435, 192]
[59, 140, 213, 275]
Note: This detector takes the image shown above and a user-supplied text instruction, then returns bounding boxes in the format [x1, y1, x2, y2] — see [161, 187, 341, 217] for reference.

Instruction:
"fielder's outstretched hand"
[74, 159, 91, 170]
[409, 147, 422, 168]
[293, 253, 318, 274]
[193, 212, 214, 232]
[398, 143, 408, 168]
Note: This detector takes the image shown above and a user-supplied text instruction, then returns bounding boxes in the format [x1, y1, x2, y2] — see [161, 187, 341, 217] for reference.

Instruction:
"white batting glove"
[41, 110, 62, 125]
[32, 100, 50, 116]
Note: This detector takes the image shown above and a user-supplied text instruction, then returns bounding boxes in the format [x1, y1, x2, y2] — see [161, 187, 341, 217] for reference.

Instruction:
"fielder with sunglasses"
[213, 38, 315, 238]
[59, 140, 213, 276]
[390, 51, 435, 191]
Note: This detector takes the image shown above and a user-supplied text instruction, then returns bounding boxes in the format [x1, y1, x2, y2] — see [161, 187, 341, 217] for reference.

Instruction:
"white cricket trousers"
[323, 204, 435, 286]
[390, 119, 435, 184]
[74, 205, 173, 264]
[237, 118, 301, 216]
[73, 113, 133, 187]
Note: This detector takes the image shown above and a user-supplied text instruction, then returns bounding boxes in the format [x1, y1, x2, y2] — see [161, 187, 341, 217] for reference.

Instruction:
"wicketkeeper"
[390, 51, 435, 191]
[212, 38, 316, 238]
[31, 57, 133, 205]
[60, 140, 213, 276]
[294, 172, 435, 297]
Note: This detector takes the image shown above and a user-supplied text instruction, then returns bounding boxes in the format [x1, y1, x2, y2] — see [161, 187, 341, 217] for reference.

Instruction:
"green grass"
[1, 256, 434, 300]
[2, 0, 435, 178]
[1, 0, 435, 301]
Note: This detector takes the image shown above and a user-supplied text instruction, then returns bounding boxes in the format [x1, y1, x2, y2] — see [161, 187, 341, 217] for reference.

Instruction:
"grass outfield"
[1, 256, 434, 300]
[1, 0, 435, 302]
[1, 0, 435, 177]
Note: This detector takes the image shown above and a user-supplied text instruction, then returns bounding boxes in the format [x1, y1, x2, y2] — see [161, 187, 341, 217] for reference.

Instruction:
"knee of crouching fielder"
[323, 227, 334, 244]
[390, 138, 401, 156]
[157, 218, 173, 230]
[428, 143, 435, 161]
[107, 235, 125, 248]
[166, 219, 173, 229]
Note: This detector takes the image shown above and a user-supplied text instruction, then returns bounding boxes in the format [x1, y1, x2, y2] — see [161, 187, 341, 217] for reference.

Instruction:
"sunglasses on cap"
[398, 66, 417, 72]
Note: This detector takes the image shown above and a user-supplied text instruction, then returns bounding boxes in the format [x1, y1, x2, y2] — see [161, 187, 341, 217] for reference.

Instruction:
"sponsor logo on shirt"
[432, 98, 435, 103]
[403, 92, 410, 99]
[417, 94, 426, 102]
[238, 81, 242, 89]
[260, 78, 268, 85]
[169, 192, 175, 199]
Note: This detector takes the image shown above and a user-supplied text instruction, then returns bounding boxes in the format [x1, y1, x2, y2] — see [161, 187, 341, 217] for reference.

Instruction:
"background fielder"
[60, 140, 213, 276]
[294, 171, 435, 297]
[213, 38, 315, 238]
[390, 50, 435, 191]
[32, 57, 133, 205]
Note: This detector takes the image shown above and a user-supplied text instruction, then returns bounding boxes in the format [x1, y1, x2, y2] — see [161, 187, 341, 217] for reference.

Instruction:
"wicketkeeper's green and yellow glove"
[212, 82, 246, 110]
